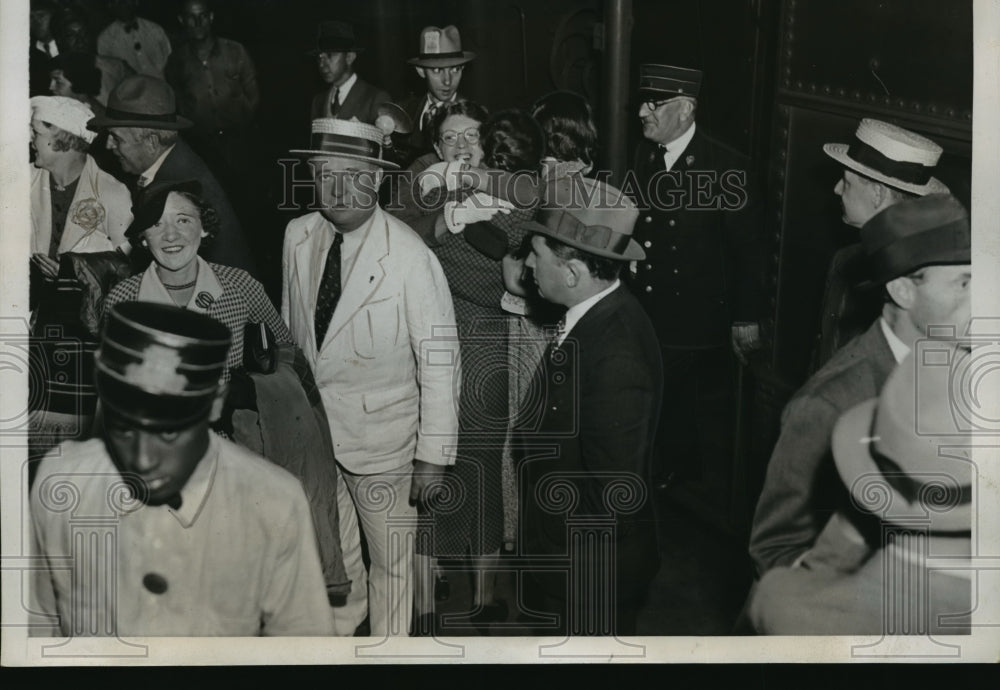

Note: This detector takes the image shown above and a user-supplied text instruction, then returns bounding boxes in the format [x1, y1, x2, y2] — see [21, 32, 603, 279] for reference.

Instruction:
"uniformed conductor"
[629, 63, 764, 495]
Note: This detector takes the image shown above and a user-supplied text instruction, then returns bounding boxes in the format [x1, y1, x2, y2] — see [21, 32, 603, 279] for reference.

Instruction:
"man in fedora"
[814, 118, 950, 365]
[398, 25, 476, 165]
[750, 193, 971, 576]
[514, 176, 663, 636]
[89, 74, 257, 277]
[628, 63, 764, 499]
[750, 344, 972, 634]
[30, 301, 333, 636]
[281, 118, 459, 636]
[308, 21, 391, 125]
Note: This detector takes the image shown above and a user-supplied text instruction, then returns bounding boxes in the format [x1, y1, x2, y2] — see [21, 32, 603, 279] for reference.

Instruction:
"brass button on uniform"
[645, 216, 653, 223]
[668, 219, 676, 227]
[645, 286, 653, 293]
[643, 240, 652, 248]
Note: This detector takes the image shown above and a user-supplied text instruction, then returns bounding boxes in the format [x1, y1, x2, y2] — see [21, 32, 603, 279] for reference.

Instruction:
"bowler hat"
[125, 179, 203, 240]
[88, 75, 192, 130]
[832, 346, 973, 532]
[95, 302, 231, 430]
[408, 25, 475, 68]
[824, 119, 949, 196]
[519, 176, 644, 261]
[308, 20, 363, 55]
[638, 63, 702, 100]
[860, 193, 970, 285]
[290, 118, 400, 169]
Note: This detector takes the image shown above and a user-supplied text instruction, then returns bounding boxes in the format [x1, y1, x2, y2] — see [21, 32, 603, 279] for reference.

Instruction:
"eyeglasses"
[641, 98, 677, 111]
[439, 128, 480, 146]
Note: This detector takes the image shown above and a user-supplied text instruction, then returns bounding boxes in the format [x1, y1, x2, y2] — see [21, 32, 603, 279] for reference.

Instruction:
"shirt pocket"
[350, 297, 400, 360]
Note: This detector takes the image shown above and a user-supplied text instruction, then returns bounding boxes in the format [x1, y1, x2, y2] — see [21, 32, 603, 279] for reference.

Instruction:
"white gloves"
[444, 192, 514, 234]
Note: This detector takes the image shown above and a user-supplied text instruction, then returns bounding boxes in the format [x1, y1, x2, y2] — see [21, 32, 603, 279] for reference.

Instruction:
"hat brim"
[637, 88, 698, 101]
[832, 399, 972, 531]
[88, 114, 193, 131]
[307, 45, 364, 56]
[408, 52, 476, 68]
[519, 219, 646, 262]
[289, 149, 400, 170]
[823, 143, 949, 196]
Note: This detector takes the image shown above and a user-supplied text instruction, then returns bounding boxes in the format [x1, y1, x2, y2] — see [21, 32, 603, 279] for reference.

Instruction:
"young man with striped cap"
[30, 302, 333, 636]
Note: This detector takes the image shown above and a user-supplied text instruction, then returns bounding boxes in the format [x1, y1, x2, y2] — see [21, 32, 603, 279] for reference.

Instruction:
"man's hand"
[409, 459, 447, 507]
[31, 253, 60, 280]
[731, 321, 762, 365]
[444, 192, 514, 234]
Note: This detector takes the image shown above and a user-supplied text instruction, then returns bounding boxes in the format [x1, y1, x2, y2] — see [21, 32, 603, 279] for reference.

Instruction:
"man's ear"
[564, 259, 584, 288]
[415, 66, 427, 80]
[346, 51, 357, 67]
[209, 383, 228, 423]
[885, 276, 915, 310]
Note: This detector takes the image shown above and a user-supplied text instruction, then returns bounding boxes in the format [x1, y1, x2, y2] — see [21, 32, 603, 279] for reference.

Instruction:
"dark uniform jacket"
[310, 76, 390, 124]
[518, 284, 663, 606]
[628, 127, 764, 348]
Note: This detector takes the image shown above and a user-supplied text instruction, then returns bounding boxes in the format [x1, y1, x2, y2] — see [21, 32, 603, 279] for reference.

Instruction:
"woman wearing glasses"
[398, 101, 544, 634]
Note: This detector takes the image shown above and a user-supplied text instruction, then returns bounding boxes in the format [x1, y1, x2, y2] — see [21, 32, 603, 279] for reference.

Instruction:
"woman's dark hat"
[308, 21, 363, 55]
[859, 193, 970, 286]
[88, 75, 192, 130]
[96, 302, 232, 430]
[125, 179, 203, 240]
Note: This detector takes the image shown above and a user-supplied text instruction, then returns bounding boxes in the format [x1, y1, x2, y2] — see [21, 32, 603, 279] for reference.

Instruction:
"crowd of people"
[26, 1, 973, 639]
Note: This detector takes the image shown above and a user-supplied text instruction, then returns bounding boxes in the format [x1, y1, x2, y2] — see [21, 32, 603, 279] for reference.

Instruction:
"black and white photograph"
[0, 0, 998, 664]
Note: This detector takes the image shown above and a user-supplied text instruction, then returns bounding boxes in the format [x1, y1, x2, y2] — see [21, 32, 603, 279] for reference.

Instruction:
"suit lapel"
[318, 210, 389, 352]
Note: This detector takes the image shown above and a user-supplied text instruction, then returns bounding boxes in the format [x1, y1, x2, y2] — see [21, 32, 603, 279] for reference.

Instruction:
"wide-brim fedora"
[95, 301, 231, 430]
[858, 192, 970, 287]
[88, 74, 192, 130]
[518, 175, 645, 261]
[290, 118, 400, 169]
[823, 118, 949, 196]
[125, 179, 203, 240]
[831, 350, 973, 532]
[408, 25, 475, 68]
[307, 20, 364, 55]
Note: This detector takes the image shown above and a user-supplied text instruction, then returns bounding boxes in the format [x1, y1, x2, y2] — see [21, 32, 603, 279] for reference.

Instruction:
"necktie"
[314, 231, 344, 345]
[330, 88, 341, 117]
[421, 102, 439, 132]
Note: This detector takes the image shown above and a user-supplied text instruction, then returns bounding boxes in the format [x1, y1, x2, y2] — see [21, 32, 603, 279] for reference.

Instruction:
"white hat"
[30, 96, 97, 144]
[289, 118, 399, 169]
[823, 118, 949, 196]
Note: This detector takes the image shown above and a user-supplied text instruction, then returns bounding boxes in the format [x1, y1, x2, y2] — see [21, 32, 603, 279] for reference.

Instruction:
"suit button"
[673, 268, 679, 274]
[645, 285, 653, 293]
[643, 240, 652, 248]
[670, 245, 677, 251]
[668, 219, 676, 227]
[551, 406, 558, 411]
[645, 216, 653, 223]
[645, 263, 652, 270]
[675, 291, 681, 296]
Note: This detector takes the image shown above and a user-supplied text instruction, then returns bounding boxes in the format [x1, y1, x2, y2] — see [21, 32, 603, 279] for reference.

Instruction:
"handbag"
[243, 321, 278, 374]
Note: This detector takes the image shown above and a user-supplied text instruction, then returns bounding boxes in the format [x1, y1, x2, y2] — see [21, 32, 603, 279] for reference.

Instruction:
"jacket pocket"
[350, 297, 400, 360]
[363, 383, 418, 414]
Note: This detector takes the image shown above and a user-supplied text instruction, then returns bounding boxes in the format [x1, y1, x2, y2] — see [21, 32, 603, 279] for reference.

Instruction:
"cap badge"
[124, 344, 188, 394]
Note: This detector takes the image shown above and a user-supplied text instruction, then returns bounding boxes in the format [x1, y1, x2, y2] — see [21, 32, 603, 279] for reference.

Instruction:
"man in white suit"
[282, 118, 459, 636]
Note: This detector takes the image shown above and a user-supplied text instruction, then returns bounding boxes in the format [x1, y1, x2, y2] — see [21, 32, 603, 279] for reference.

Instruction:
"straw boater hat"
[859, 192, 970, 286]
[832, 345, 973, 532]
[519, 176, 645, 261]
[290, 118, 400, 169]
[637, 63, 703, 100]
[95, 302, 231, 430]
[88, 74, 192, 130]
[408, 25, 475, 68]
[823, 118, 949, 196]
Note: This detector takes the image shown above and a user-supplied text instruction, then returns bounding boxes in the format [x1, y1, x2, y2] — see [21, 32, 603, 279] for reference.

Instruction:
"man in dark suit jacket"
[514, 176, 663, 636]
[628, 63, 764, 496]
[306, 21, 390, 125]
[88, 75, 257, 278]
[749, 193, 971, 576]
